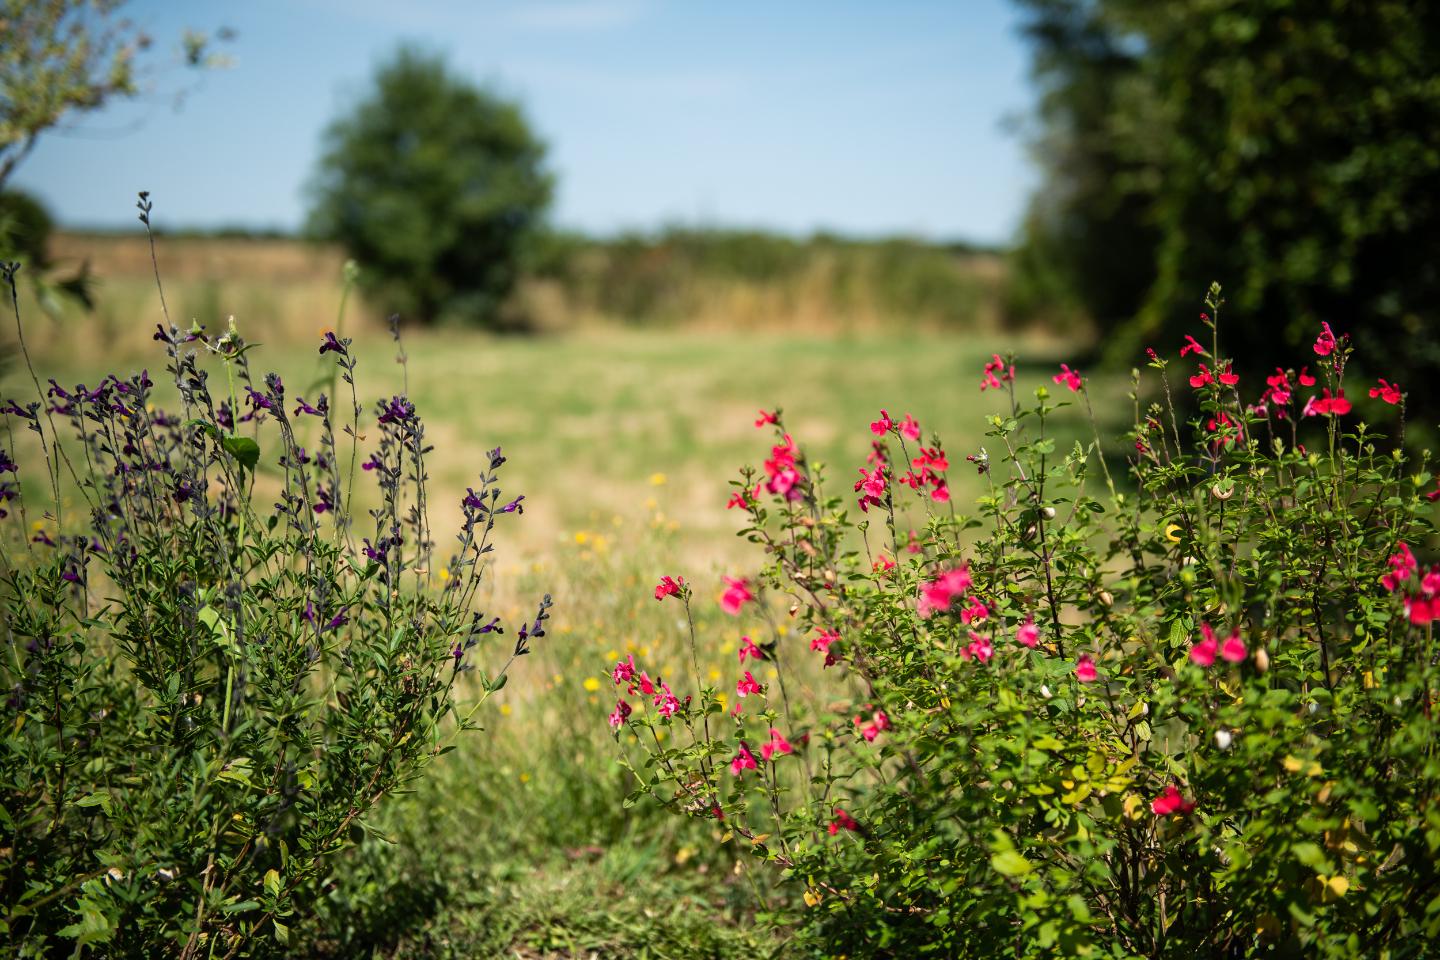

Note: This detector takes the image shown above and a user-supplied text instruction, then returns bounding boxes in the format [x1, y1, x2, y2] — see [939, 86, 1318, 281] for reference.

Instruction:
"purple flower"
[377, 396, 415, 425]
[499, 495, 525, 514]
[361, 453, 383, 472]
[319, 331, 348, 356]
[293, 396, 324, 417]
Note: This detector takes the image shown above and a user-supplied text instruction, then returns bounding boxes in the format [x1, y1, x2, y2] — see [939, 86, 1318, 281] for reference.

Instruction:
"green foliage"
[0, 233, 542, 954]
[1013, 0, 1440, 413]
[307, 47, 553, 329]
[612, 285, 1440, 956]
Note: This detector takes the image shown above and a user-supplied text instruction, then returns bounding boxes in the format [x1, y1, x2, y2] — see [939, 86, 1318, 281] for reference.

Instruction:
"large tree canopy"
[1014, 0, 1440, 412]
[307, 48, 553, 328]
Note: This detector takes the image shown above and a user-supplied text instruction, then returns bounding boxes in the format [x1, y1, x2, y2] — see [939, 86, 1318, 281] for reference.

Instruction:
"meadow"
[3, 233, 1087, 956]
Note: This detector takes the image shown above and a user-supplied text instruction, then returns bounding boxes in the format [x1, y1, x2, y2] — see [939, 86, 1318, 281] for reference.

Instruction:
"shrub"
[607, 283, 1440, 956]
[0, 206, 545, 955]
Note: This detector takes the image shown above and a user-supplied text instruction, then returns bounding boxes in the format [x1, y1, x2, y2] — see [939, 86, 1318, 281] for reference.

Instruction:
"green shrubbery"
[611, 285, 1440, 956]
[0, 221, 543, 954]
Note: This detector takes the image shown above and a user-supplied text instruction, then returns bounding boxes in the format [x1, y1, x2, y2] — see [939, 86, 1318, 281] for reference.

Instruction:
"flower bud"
[1215, 729, 1233, 750]
[1253, 647, 1270, 673]
[1042, 506, 1056, 520]
[1098, 591, 1113, 608]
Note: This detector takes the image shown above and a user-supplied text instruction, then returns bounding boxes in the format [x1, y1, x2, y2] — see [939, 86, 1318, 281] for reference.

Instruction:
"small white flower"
[1040, 684, 1052, 699]
[1215, 729, 1233, 750]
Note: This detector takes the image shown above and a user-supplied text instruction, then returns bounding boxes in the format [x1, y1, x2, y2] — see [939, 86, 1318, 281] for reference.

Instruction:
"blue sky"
[13, 0, 1038, 245]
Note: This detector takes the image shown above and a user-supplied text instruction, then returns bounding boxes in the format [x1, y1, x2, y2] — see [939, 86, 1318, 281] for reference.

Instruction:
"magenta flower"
[1190, 623, 1219, 666]
[1053, 363, 1082, 392]
[738, 636, 765, 663]
[754, 409, 778, 428]
[980, 353, 1014, 391]
[1180, 334, 1207, 357]
[810, 628, 840, 653]
[1383, 544, 1417, 592]
[870, 410, 894, 435]
[720, 576, 755, 615]
[965, 632, 994, 663]
[1219, 631, 1247, 664]
[1074, 653, 1098, 683]
[1313, 321, 1339, 357]
[1151, 784, 1196, 816]
[654, 575, 686, 601]
[1016, 617, 1039, 648]
[854, 464, 887, 512]
[611, 654, 637, 687]
[730, 743, 758, 776]
[828, 808, 860, 835]
[900, 414, 921, 441]
[917, 565, 972, 618]
[854, 710, 891, 742]
[736, 671, 763, 698]
[760, 727, 794, 761]
[1369, 378, 1402, 405]
[654, 683, 682, 718]
[608, 699, 632, 729]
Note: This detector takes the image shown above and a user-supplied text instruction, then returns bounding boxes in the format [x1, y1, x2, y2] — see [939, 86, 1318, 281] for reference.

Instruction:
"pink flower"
[1383, 544, 1417, 592]
[738, 636, 765, 663]
[980, 353, 1015, 391]
[654, 683, 683, 718]
[1190, 623, 1219, 666]
[854, 464, 888, 512]
[960, 598, 989, 625]
[854, 710, 890, 741]
[1313, 321, 1339, 357]
[1189, 363, 1214, 389]
[1262, 368, 1292, 406]
[1150, 784, 1196, 816]
[1218, 362, 1240, 386]
[730, 743, 758, 775]
[1407, 596, 1436, 625]
[966, 632, 994, 663]
[1298, 366, 1316, 386]
[635, 671, 657, 696]
[1180, 334, 1207, 357]
[828, 808, 859, 835]
[1369, 379, 1402, 405]
[608, 698, 632, 729]
[654, 575, 686, 601]
[611, 654, 637, 687]
[870, 410, 894, 435]
[810, 629, 840, 653]
[720, 576, 755, 615]
[1016, 617, 1040, 649]
[761, 728, 793, 761]
[1219, 631, 1247, 664]
[1053, 363, 1082, 392]
[763, 435, 805, 500]
[736, 671, 763, 698]
[755, 409, 779, 428]
[726, 490, 752, 510]
[917, 566, 972, 617]
[900, 414, 921, 441]
[1074, 653, 1098, 683]
[1308, 388, 1352, 416]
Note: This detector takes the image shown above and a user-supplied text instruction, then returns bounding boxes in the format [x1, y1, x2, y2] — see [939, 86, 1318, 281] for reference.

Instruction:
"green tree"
[1014, 0, 1440, 412]
[307, 47, 554, 328]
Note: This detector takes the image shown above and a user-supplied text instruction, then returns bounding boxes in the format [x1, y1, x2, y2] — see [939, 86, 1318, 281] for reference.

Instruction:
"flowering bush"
[607, 284, 1440, 956]
[0, 222, 543, 955]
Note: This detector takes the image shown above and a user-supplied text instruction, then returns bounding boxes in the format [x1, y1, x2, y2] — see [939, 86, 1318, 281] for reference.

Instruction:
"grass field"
[2, 238, 1108, 956]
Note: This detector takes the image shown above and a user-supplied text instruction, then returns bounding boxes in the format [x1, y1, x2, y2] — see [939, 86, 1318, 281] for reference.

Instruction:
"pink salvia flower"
[611, 654, 637, 687]
[810, 629, 840, 653]
[1190, 623, 1219, 666]
[636, 671, 657, 696]
[1151, 784, 1196, 816]
[829, 808, 859, 835]
[854, 464, 887, 512]
[855, 710, 890, 742]
[736, 671, 763, 698]
[761, 728, 793, 761]
[738, 636, 765, 663]
[1369, 379, 1402, 405]
[730, 743, 758, 776]
[654, 575, 686, 601]
[654, 683, 682, 718]
[1016, 617, 1040, 648]
[1053, 363, 1083, 392]
[960, 598, 989, 625]
[1298, 366, 1316, 386]
[1382, 544, 1417, 592]
[720, 576, 755, 615]
[966, 632, 995, 663]
[917, 565, 972, 618]
[1313, 321, 1338, 357]
[1219, 630, 1247, 664]
[1180, 334, 1207, 357]
[1218, 362, 1239, 386]
[900, 414, 921, 441]
[1189, 364, 1214, 389]
[1075, 653, 1098, 683]
[754, 409, 778, 428]
[870, 410, 894, 435]
[608, 698, 632, 729]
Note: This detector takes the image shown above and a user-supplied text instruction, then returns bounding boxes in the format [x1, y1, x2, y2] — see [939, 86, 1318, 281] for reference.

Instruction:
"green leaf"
[221, 434, 260, 470]
[991, 850, 1033, 877]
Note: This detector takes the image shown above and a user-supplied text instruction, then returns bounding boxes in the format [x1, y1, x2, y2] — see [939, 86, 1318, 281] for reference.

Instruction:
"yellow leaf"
[1164, 523, 1182, 542]
[803, 888, 822, 907]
